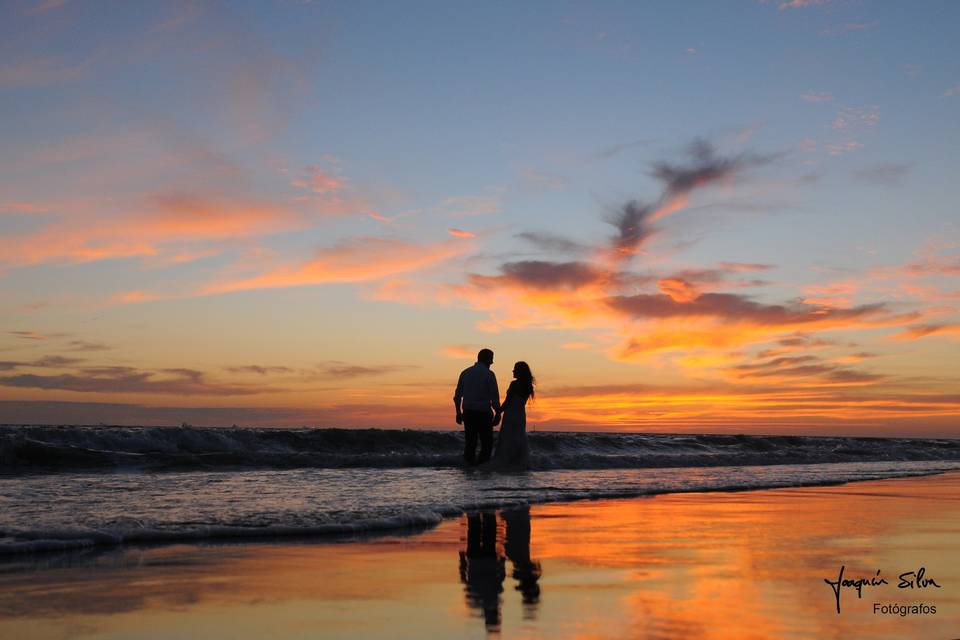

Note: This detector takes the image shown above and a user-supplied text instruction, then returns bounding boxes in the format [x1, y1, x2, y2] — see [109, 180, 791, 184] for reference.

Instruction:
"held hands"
[456, 411, 463, 425]
[492, 411, 502, 427]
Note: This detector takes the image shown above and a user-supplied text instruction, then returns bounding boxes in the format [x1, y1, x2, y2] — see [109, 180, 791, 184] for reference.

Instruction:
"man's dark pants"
[463, 409, 494, 464]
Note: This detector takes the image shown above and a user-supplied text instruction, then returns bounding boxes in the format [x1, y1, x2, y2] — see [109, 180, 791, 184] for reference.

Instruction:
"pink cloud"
[1, 201, 50, 214]
[291, 165, 345, 195]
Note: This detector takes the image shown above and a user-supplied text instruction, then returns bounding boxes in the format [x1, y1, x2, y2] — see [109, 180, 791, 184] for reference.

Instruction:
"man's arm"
[453, 371, 464, 424]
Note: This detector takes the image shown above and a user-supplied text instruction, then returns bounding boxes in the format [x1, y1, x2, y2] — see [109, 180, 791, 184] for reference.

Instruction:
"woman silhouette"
[485, 362, 535, 471]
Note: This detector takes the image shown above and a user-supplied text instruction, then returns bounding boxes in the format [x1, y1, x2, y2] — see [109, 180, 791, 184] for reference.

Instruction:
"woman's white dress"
[488, 388, 529, 471]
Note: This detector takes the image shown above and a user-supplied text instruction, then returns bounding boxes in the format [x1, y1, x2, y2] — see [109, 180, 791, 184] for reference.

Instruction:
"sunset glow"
[1, 1, 957, 436]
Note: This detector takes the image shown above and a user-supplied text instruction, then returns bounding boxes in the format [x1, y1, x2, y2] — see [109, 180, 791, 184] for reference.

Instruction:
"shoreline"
[1, 463, 958, 558]
[2, 471, 958, 639]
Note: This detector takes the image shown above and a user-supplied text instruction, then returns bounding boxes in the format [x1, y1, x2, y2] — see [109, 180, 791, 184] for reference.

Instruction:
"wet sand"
[1, 471, 958, 639]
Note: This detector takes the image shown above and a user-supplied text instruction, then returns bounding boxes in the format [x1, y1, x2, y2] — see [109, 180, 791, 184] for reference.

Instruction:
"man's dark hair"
[477, 348, 494, 364]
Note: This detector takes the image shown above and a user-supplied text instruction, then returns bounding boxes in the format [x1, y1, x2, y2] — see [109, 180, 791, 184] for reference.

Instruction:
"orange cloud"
[202, 236, 471, 295]
[0, 194, 302, 268]
[447, 228, 476, 238]
[440, 345, 479, 359]
[891, 324, 960, 341]
[658, 278, 702, 303]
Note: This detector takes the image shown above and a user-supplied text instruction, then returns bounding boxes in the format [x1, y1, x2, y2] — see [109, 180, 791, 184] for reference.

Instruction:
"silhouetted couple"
[453, 348, 535, 470]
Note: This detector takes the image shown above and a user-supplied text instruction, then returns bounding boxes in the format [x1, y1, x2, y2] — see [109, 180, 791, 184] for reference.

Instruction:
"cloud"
[32, 355, 85, 367]
[291, 164, 345, 195]
[224, 365, 296, 375]
[832, 106, 880, 131]
[607, 200, 657, 259]
[448, 228, 476, 238]
[0, 367, 273, 396]
[9, 330, 56, 340]
[825, 141, 862, 156]
[4, 332, 110, 352]
[895, 249, 960, 277]
[515, 231, 590, 255]
[0, 193, 304, 269]
[650, 140, 771, 200]
[776, 0, 830, 10]
[598, 141, 774, 261]
[719, 262, 774, 272]
[801, 91, 834, 103]
[756, 333, 838, 358]
[201, 236, 471, 295]
[819, 22, 876, 37]
[66, 340, 112, 352]
[317, 361, 416, 378]
[470, 261, 628, 292]
[592, 139, 655, 160]
[1, 201, 50, 214]
[891, 324, 960, 341]
[0, 56, 90, 87]
[24, 0, 68, 14]
[607, 292, 885, 325]
[724, 354, 883, 385]
[441, 345, 480, 359]
[853, 163, 911, 185]
[943, 85, 960, 98]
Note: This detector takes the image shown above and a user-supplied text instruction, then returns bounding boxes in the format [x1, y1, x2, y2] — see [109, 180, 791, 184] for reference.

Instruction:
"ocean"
[2, 425, 959, 555]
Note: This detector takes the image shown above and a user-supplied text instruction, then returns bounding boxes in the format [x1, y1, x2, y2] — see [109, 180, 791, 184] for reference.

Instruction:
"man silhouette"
[454, 348, 502, 464]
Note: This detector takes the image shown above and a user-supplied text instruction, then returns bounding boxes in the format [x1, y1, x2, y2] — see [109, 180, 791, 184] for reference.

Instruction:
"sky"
[1, 0, 958, 436]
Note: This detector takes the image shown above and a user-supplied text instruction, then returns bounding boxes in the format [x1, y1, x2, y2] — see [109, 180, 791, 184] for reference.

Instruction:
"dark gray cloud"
[66, 340, 111, 352]
[33, 355, 85, 367]
[725, 352, 885, 384]
[0, 400, 315, 427]
[605, 141, 773, 258]
[607, 292, 886, 325]
[0, 367, 272, 395]
[607, 200, 656, 257]
[0, 355, 85, 371]
[469, 261, 645, 292]
[515, 231, 590, 255]
[225, 365, 297, 375]
[650, 139, 773, 197]
[8, 330, 66, 340]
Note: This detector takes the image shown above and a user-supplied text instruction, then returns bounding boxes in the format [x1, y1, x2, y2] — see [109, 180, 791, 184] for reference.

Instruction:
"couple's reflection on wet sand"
[458, 507, 541, 632]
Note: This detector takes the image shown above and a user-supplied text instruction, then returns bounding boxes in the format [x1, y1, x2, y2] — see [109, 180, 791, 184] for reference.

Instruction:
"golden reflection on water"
[0, 473, 958, 639]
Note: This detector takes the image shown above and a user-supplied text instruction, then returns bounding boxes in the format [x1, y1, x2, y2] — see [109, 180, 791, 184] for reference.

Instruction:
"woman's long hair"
[513, 361, 535, 399]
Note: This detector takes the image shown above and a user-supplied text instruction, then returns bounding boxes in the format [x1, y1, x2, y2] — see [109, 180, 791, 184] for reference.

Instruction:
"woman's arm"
[500, 381, 516, 413]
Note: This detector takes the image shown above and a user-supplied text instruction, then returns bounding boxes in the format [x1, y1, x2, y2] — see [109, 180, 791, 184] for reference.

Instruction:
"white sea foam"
[1, 460, 958, 555]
